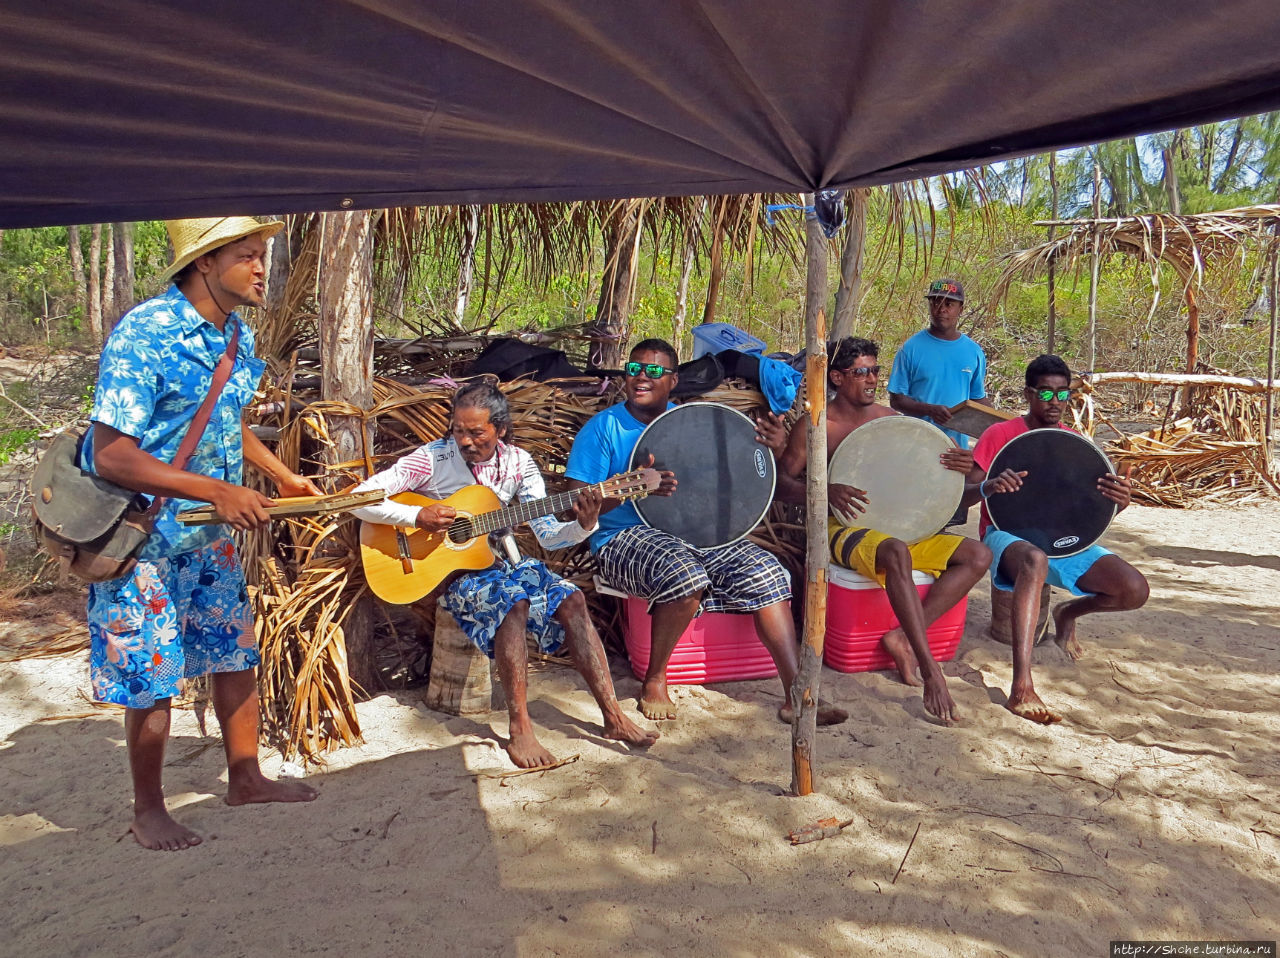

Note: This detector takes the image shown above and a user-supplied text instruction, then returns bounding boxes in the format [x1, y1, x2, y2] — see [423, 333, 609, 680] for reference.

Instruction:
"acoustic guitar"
[360, 468, 660, 604]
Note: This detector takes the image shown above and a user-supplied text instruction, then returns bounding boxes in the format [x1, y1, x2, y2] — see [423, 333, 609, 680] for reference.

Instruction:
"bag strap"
[145, 323, 241, 517]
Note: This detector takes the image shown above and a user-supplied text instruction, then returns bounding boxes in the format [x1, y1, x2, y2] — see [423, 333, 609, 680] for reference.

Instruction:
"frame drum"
[826, 416, 963, 544]
[985, 428, 1116, 558]
[629, 402, 775, 549]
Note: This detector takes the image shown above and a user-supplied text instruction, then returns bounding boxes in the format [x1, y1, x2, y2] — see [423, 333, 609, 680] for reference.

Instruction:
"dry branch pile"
[1103, 387, 1280, 507]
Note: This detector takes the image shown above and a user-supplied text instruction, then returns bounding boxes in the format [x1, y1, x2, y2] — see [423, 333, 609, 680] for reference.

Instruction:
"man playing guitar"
[351, 382, 658, 768]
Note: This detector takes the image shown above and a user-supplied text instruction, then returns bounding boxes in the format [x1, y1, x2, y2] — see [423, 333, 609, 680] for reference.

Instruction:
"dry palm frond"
[255, 553, 364, 763]
[1104, 386, 1280, 507]
[991, 204, 1280, 309]
[0, 624, 88, 662]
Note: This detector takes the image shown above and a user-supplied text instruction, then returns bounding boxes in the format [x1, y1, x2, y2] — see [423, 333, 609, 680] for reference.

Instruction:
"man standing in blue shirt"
[86, 216, 321, 851]
[887, 278, 991, 449]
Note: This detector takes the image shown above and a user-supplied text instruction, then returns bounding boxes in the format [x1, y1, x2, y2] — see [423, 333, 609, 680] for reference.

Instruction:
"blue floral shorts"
[440, 558, 577, 658]
[87, 537, 259, 708]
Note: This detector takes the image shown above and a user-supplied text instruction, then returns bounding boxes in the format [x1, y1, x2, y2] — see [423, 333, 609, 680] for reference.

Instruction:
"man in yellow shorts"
[771, 337, 992, 725]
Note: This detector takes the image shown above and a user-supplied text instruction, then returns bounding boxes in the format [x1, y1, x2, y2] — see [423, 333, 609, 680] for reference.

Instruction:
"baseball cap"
[925, 278, 964, 302]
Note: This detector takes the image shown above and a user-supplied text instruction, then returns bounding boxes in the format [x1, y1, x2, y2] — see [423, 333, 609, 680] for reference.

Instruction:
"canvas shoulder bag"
[31, 325, 241, 583]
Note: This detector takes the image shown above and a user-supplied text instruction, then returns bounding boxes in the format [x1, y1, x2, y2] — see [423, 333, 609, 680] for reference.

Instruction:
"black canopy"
[4, 1, 1280, 227]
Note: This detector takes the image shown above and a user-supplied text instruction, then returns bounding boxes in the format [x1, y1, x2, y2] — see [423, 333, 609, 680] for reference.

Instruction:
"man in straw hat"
[82, 216, 322, 851]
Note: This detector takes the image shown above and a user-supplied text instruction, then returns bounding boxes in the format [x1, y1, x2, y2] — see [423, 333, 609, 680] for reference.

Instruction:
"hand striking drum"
[968, 354, 1149, 726]
[777, 337, 993, 726]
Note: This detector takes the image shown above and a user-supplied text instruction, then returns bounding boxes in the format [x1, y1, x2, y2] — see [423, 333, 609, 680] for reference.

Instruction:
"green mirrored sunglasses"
[624, 361, 674, 379]
[1033, 388, 1071, 402]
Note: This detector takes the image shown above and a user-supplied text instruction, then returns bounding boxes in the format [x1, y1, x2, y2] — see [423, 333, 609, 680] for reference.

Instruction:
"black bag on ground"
[30, 431, 154, 583]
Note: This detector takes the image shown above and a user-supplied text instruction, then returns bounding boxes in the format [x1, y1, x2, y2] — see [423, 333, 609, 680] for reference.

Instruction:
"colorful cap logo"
[926, 279, 964, 302]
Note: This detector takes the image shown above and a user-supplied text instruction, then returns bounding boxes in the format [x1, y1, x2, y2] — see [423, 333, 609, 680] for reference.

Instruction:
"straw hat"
[161, 216, 285, 281]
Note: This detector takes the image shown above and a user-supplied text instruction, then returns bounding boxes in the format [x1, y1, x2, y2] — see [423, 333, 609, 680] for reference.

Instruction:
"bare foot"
[880, 628, 923, 687]
[505, 727, 557, 769]
[777, 700, 849, 726]
[1052, 607, 1084, 661]
[129, 806, 202, 851]
[638, 678, 678, 721]
[602, 712, 660, 748]
[1007, 688, 1063, 725]
[226, 771, 318, 806]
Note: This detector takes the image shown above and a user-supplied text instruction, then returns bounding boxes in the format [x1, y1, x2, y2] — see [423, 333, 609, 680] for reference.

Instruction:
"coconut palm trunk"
[318, 209, 379, 693]
[87, 224, 103, 344]
[832, 188, 868, 340]
[588, 202, 641, 369]
[111, 221, 134, 324]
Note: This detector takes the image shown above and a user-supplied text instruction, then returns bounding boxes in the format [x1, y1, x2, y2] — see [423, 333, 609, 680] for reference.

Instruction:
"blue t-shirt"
[81, 284, 267, 559]
[887, 329, 987, 448]
[565, 401, 675, 552]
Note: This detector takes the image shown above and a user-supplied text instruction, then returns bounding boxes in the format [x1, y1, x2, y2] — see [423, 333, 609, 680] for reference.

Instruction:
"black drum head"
[629, 403, 775, 549]
[986, 428, 1116, 558]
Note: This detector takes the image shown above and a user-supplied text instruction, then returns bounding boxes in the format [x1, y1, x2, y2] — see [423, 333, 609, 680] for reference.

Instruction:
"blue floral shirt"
[82, 284, 267, 559]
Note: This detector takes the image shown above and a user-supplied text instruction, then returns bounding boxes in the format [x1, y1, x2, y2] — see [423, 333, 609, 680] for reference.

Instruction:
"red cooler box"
[824, 565, 966, 673]
[596, 577, 781, 685]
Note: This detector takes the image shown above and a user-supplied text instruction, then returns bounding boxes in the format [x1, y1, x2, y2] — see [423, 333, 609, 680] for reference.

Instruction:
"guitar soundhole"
[447, 515, 475, 545]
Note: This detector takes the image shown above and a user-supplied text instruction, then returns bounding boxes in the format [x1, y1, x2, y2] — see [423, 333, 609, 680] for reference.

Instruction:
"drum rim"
[627, 401, 776, 549]
[986, 426, 1117, 557]
[826, 415, 964, 544]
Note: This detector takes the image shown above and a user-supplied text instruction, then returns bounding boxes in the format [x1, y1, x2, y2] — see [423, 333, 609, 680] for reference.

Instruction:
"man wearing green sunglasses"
[566, 338, 847, 726]
[968, 355, 1149, 725]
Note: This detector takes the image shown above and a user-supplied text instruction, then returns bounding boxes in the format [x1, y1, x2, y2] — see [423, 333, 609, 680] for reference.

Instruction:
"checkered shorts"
[595, 526, 791, 615]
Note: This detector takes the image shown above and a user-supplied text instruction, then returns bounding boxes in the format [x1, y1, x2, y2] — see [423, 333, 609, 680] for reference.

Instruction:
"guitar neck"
[463, 483, 594, 538]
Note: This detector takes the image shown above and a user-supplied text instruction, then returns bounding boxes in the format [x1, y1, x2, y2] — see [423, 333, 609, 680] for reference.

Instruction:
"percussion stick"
[177, 489, 387, 525]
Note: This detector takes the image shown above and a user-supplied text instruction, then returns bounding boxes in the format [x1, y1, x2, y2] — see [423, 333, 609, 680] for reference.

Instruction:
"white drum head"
[827, 416, 963, 544]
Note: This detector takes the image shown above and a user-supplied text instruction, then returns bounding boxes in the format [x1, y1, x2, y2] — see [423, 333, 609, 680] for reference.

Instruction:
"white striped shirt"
[350, 437, 592, 551]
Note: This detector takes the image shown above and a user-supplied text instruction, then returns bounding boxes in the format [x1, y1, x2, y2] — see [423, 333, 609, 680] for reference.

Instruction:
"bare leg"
[554, 591, 658, 747]
[999, 542, 1061, 724]
[1053, 555, 1150, 661]
[124, 701, 203, 851]
[218, 669, 318, 805]
[877, 539, 958, 724]
[880, 538, 990, 679]
[492, 600, 555, 768]
[757, 601, 847, 726]
[639, 592, 701, 720]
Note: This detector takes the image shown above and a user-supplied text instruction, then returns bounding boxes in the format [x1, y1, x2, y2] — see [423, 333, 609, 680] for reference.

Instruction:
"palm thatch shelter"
[994, 204, 1280, 378]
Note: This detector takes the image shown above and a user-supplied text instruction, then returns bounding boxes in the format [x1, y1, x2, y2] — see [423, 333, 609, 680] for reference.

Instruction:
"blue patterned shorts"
[87, 537, 259, 708]
[440, 558, 577, 658]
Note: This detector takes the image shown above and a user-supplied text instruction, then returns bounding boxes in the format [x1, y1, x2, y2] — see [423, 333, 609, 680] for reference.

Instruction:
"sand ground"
[2, 502, 1278, 957]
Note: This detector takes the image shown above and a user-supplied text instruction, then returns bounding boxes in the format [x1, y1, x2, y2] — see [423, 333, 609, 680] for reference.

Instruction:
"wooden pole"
[318, 209, 379, 694]
[1047, 151, 1058, 353]
[1266, 246, 1278, 462]
[1088, 162, 1101, 370]
[791, 202, 829, 797]
[1180, 282, 1200, 414]
[1082, 371, 1280, 391]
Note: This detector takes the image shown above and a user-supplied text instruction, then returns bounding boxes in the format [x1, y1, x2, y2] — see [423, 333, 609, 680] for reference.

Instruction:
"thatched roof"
[993, 205, 1280, 300]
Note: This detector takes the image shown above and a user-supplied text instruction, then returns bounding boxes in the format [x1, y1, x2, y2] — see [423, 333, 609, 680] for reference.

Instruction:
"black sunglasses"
[838, 364, 881, 379]
[1032, 388, 1071, 402]
[624, 361, 674, 379]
